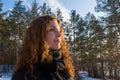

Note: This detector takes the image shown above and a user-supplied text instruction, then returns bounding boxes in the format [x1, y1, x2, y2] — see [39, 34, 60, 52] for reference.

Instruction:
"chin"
[53, 47, 60, 50]
[51, 46, 61, 50]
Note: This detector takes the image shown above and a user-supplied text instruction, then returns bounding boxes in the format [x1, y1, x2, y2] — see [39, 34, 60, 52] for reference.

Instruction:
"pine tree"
[95, 0, 120, 79]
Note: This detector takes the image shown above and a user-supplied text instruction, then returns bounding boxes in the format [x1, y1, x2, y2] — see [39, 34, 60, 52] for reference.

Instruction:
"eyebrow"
[50, 24, 60, 30]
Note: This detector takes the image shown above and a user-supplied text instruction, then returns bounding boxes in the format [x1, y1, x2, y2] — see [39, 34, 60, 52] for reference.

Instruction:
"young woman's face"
[46, 19, 61, 49]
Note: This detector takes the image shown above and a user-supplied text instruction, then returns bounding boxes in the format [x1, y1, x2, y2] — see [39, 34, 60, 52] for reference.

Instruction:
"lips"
[54, 39, 61, 43]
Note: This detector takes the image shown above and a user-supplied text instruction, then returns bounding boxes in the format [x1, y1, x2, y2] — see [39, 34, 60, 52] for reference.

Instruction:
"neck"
[49, 48, 61, 60]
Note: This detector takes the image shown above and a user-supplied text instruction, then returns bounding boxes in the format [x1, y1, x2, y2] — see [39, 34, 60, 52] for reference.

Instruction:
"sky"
[1, 0, 104, 21]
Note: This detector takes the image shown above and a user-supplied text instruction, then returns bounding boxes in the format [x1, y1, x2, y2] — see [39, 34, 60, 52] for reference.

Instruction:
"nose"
[56, 30, 61, 37]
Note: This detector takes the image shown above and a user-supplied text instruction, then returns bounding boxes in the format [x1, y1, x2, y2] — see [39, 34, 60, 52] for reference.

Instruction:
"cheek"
[46, 32, 55, 43]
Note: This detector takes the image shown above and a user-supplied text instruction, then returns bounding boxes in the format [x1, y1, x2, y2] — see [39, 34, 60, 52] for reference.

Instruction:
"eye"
[49, 28, 55, 31]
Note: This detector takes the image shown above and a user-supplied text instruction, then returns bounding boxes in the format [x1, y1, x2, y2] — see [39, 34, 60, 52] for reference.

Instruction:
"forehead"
[48, 20, 61, 30]
[49, 20, 59, 27]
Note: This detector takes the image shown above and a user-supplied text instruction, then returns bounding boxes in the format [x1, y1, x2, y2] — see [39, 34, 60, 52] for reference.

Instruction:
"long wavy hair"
[14, 15, 75, 78]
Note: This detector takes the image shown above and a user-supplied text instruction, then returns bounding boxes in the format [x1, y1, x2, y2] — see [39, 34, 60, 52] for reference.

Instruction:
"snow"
[0, 65, 13, 80]
[0, 73, 11, 80]
[78, 71, 102, 80]
[82, 77, 102, 80]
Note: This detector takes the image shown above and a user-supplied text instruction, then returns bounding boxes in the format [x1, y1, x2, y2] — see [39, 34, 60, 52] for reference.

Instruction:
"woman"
[12, 15, 75, 80]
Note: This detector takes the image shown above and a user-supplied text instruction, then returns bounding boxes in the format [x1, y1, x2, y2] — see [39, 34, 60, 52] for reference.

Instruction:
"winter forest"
[0, 0, 120, 80]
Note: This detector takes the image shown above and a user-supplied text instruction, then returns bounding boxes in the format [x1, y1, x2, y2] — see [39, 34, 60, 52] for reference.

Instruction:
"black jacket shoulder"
[12, 67, 28, 80]
[12, 58, 72, 80]
[12, 66, 51, 80]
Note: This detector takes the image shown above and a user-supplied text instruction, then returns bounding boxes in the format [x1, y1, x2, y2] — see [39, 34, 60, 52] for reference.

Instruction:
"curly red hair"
[15, 15, 75, 78]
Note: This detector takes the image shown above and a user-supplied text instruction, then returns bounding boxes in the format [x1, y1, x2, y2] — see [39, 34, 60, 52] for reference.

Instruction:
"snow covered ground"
[0, 65, 13, 80]
[81, 77, 102, 80]
[77, 71, 102, 80]
[0, 73, 11, 80]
